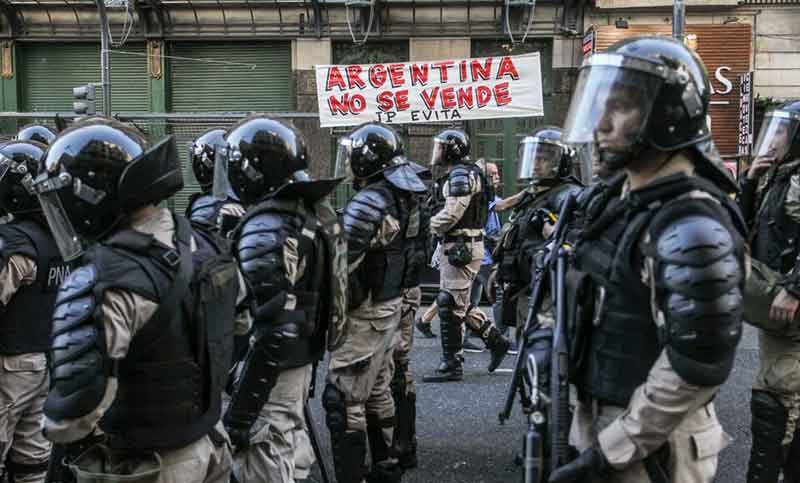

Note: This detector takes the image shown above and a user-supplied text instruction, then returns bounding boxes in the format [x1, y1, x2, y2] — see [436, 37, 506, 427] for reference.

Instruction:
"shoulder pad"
[551, 183, 583, 209]
[187, 194, 220, 225]
[653, 213, 744, 387]
[0, 225, 36, 261]
[447, 167, 473, 197]
[343, 188, 390, 256]
[45, 263, 107, 421]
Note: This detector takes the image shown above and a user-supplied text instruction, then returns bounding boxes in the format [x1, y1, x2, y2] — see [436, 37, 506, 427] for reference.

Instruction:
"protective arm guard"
[342, 188, 388, 266]
[186, 193, 221, 227]
[226, 212, 300, 448]
[44, 265, 111, 422]
[237, 212, 294, 322]
[651, 214, 744, 387]
[447, 166, 473, 197]
[223, 336, 282, 449]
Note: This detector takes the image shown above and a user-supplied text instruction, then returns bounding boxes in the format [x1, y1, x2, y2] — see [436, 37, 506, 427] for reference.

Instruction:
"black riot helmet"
[33, 117, 183, 261]
[335, 123, 405, 181]
[752, 100, 800, 164]
[517, 126, 578, 186]
[213, 116, 308, 205]
[189, 128, 226, 192]
[430, 129, 470, 166]
[15, 124, 57, 146]
[0, 140, 46, 217]
[564, 36, 712, 171]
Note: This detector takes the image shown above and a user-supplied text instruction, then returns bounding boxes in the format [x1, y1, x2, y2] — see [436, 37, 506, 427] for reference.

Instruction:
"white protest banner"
[315, 53, 544, 128]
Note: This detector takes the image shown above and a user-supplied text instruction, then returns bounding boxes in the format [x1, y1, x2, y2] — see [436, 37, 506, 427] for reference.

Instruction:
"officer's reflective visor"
[752, 111, 800, 163]
[430, 138, 447, 166]
[517, 138, 564, 182]
[212, 148, 235, 200]
[572, 143, 596, 184]
[334, 137, 353, 180]
[36, 190, 83, 261]
[563, 63, 662, 147]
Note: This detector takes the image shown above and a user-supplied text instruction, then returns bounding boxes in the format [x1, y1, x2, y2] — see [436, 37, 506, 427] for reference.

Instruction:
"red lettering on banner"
[441, 87, 456, 109]
[411, 64, 429, 86]
[388, 64, 405, 87]
[327, 93, 367, 114]
[378, 91, 394, 112]
[496, 57, 520, 80]
[326, 67, 346, 91]
[421, 87, 440, 110]
[350, 94, 367, 113]
[395, 90, 410, 111]
[459, 61, 468, 82]
[457, 87, 474, 109]
[369, 64, 388, 88]
[494, 82, 511, 106]
[346, 65, 366, 89]
[471, 58, 493, 81]
[476, 85, 492, 107]
[431, 61, 455, 83]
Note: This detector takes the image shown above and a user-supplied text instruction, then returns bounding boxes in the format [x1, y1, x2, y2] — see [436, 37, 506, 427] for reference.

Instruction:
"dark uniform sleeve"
[597, 205, 745, 468]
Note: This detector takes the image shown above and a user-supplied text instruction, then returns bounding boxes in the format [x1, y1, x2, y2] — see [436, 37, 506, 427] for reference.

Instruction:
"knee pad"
[436, 291, 457, 321]
[751, 389, 788, 440]
[323, 383, 348, 434]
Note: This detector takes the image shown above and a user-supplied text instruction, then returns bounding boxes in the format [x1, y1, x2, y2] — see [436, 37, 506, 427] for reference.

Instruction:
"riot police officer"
[422, 129, 510, 383]
[186, 127, 246, 234]
[0, 140, 68, 483]
[739, 100, 800, 483]
[494, 127, 583, 337]
[14, 125, 56, 146]
[324, 123, 425, 483]
[36, 118, 248, 483]
[549, 37, 746, 483]
[217, 116, 345, 483]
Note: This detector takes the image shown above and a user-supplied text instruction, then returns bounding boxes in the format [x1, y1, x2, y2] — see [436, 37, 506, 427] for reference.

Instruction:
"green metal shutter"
[20, 43, 149, 112]
[168, 42, 292, 214]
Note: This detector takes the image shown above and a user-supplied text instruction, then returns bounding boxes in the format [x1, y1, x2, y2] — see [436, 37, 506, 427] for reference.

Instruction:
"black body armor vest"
[449, 164, 489, 232]
[751, 164, 800, 273]
[0, 219, 72, 354]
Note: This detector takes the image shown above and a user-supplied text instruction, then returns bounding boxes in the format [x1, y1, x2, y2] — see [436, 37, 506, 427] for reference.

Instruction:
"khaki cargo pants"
[153, 424, 233, 483]
[439, 241, 491, 337]
[328, 308, 400, 445]
[0, 353, 50, 483]
[570, 400, 729, 483]
[232, 364, 315, 483]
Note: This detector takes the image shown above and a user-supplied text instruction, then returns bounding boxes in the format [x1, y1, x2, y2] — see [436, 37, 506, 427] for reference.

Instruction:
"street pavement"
[305, 316, 760, 483]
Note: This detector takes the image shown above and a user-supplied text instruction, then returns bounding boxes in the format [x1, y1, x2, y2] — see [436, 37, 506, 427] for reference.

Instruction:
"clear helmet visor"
[212, 147, 235, 200]
[563, 64, 662, 152]
[572, 143, 596, 184]
[753, 113, 800, 163]
[36, 189, 83, 261]
[517, 138, 564, 183]
[334, 137, 353, 181]
[430, 138, 446, 167]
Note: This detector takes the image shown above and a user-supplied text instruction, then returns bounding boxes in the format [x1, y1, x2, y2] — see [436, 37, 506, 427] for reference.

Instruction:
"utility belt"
[444, 235, 483, 243]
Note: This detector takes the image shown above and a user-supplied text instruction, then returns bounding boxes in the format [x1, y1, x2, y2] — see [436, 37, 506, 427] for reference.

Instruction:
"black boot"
[366, 415, 404, 482]
[479, 321, 510, 373]
[330, 431, 368, 483]
[391, 363, 418, 469]
[423, 315, 463, 383]
[747, 389, 788, 483]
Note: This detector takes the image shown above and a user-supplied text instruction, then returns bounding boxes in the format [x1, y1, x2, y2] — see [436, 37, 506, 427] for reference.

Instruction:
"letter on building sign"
[714, 67, 733, 95]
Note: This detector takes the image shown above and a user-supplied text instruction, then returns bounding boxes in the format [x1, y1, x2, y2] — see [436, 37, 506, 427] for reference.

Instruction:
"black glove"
[548, 446, 610, 483]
